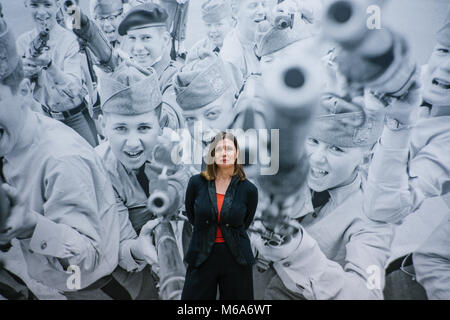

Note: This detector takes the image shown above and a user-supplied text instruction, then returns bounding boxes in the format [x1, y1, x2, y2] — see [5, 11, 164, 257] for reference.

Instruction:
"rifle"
[321, 0, 417, 103]
[169, 0, 189, 61]
[62, 0, 151, 76]
[247, 54, 321, 269]
[145, 137, 191, 300]
[28, 28, 50, 58]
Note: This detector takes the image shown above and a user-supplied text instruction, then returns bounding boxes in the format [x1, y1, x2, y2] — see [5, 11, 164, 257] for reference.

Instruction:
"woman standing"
[181, 132, 258, 300]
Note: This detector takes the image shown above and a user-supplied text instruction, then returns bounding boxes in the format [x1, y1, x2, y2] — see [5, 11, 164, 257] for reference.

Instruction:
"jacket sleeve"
[413, 214, 450, 300]
[185, 176, 196, 225]
[29, 156, 104, 272]
[244, 183, 258, 230]
[273, 221, 393, 300]
[364, 127, 450, 224]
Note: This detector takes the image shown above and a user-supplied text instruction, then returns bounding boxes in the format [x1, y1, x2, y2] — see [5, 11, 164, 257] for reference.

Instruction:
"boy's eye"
[185, 117, 196, 124]
[114, 126, 127, 132]
[205, 111, 220, 120]
[138, 125, 152, 132]
[330, 146, 345, 153]
[436, 47, 449, 54]
[307, 138, 319, 145]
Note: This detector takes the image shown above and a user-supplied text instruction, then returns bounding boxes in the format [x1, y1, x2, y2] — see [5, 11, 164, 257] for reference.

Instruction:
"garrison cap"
[309, 95, 384, 148]
[118, 3, 168, 36]
[201, 0, 232, 23]
[0, 4, 20, 81]
[99, 65, 162, 115]
[255, 17, 312, 57]
[173, 54, 241, 110]
[436, 11, 450, 47]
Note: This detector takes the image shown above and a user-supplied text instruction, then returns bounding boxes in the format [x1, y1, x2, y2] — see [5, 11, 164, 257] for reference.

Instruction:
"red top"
[215, 193, 225, 243]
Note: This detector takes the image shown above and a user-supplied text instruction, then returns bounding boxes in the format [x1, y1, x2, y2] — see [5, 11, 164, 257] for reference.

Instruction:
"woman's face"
[214, 138, 239, 170]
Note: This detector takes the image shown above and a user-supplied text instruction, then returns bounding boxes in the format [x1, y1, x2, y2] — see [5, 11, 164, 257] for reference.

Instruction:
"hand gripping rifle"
[145, 136, 190, 300]
[62, 0, 150, 76]
[247, 54, 322, 269]
[321, 0, 417, 103]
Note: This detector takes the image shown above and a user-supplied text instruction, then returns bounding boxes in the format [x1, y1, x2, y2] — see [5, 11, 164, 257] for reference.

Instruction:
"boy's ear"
[19, 78, 31, 98]
[98, 114, 106, 129]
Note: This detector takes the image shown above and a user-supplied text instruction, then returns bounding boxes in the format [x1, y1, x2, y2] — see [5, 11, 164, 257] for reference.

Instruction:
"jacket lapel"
[207, 175, 240, 222]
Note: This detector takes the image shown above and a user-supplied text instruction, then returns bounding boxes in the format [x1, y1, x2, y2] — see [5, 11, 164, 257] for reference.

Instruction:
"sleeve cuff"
[29, 213, 65, 257]
[273, 228, 328, 297]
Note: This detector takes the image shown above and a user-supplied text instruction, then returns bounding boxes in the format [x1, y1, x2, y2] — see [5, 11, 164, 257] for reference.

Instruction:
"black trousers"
[181, 243, 254, 300]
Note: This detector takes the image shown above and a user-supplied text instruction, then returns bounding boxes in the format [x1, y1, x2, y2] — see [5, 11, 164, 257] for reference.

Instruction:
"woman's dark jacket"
[184, 174, 258, 268]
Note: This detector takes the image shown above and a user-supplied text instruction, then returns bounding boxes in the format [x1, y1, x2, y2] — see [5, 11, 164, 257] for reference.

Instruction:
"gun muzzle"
[147, 190, 176, 218]
[258, 54, 321, 196]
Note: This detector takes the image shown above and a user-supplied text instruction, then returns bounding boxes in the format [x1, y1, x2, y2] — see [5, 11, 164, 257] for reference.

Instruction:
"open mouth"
[310, 167, 329, 179]
[254, 17, 266, 23]
[432, 78, 450, 90]
[124, 150, 144, 159]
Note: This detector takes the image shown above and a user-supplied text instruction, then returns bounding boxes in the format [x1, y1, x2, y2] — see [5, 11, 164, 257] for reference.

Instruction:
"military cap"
[309, 95, 384, 148]
[90, 0, 123, 17]
[255, 18, 312, 57]
[99, 65, 162, 115]
[118, 3, 168, 36]
[201, 0, 232, 23]
[0, 7, 20, 81]
[174, 54, 241, 110]
[436, 11, 450, 47]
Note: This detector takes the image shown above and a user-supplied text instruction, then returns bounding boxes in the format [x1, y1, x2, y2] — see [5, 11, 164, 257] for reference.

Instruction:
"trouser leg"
[218, 244, 254, 300]
[62, 108, 99, 147]
[181, 246, 221, 300]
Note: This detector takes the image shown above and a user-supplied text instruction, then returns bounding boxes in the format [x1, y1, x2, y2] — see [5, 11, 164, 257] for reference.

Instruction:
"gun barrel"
[147, 188, 179, 218]
[257, 54, 321, 197]
[29, 28, 50, 58]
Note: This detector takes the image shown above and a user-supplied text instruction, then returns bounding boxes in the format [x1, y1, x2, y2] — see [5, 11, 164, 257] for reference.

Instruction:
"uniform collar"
[152, 53, 171, 79]
[327, 173, 362, 207]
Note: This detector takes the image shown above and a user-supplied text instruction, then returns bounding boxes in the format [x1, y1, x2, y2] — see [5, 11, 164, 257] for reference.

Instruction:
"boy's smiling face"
[305, 137, 367, 192]
[27, 0, 59, 32]
[101, 111, 161, 170]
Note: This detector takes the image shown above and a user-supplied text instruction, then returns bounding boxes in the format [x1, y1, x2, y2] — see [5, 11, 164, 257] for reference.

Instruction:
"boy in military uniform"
[188, 0, 234, 60]
[91, 0, 126, 49]
[363, 15, 450, 299]
[0, 12, 155, 299]
[220, 0, 276, 80]
[16, 0, 98, 147]
[95, 67, 192, 299]
[250, 93, 394, 299]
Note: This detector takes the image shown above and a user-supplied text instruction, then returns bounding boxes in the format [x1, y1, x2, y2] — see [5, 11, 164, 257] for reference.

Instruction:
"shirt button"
[40, 241, 47, 250]
[283, 261, 291, 268]
[312, 212, 317, 218]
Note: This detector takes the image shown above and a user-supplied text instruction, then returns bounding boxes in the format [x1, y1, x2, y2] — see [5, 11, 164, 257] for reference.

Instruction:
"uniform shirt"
[413, 212, 450, 299]
[220, 28, 260, 80]
[1, 112, 140, 292]
[254, 175, 393, 299]
[16, 24, 87, 112]
[364, 104, 450, 223]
